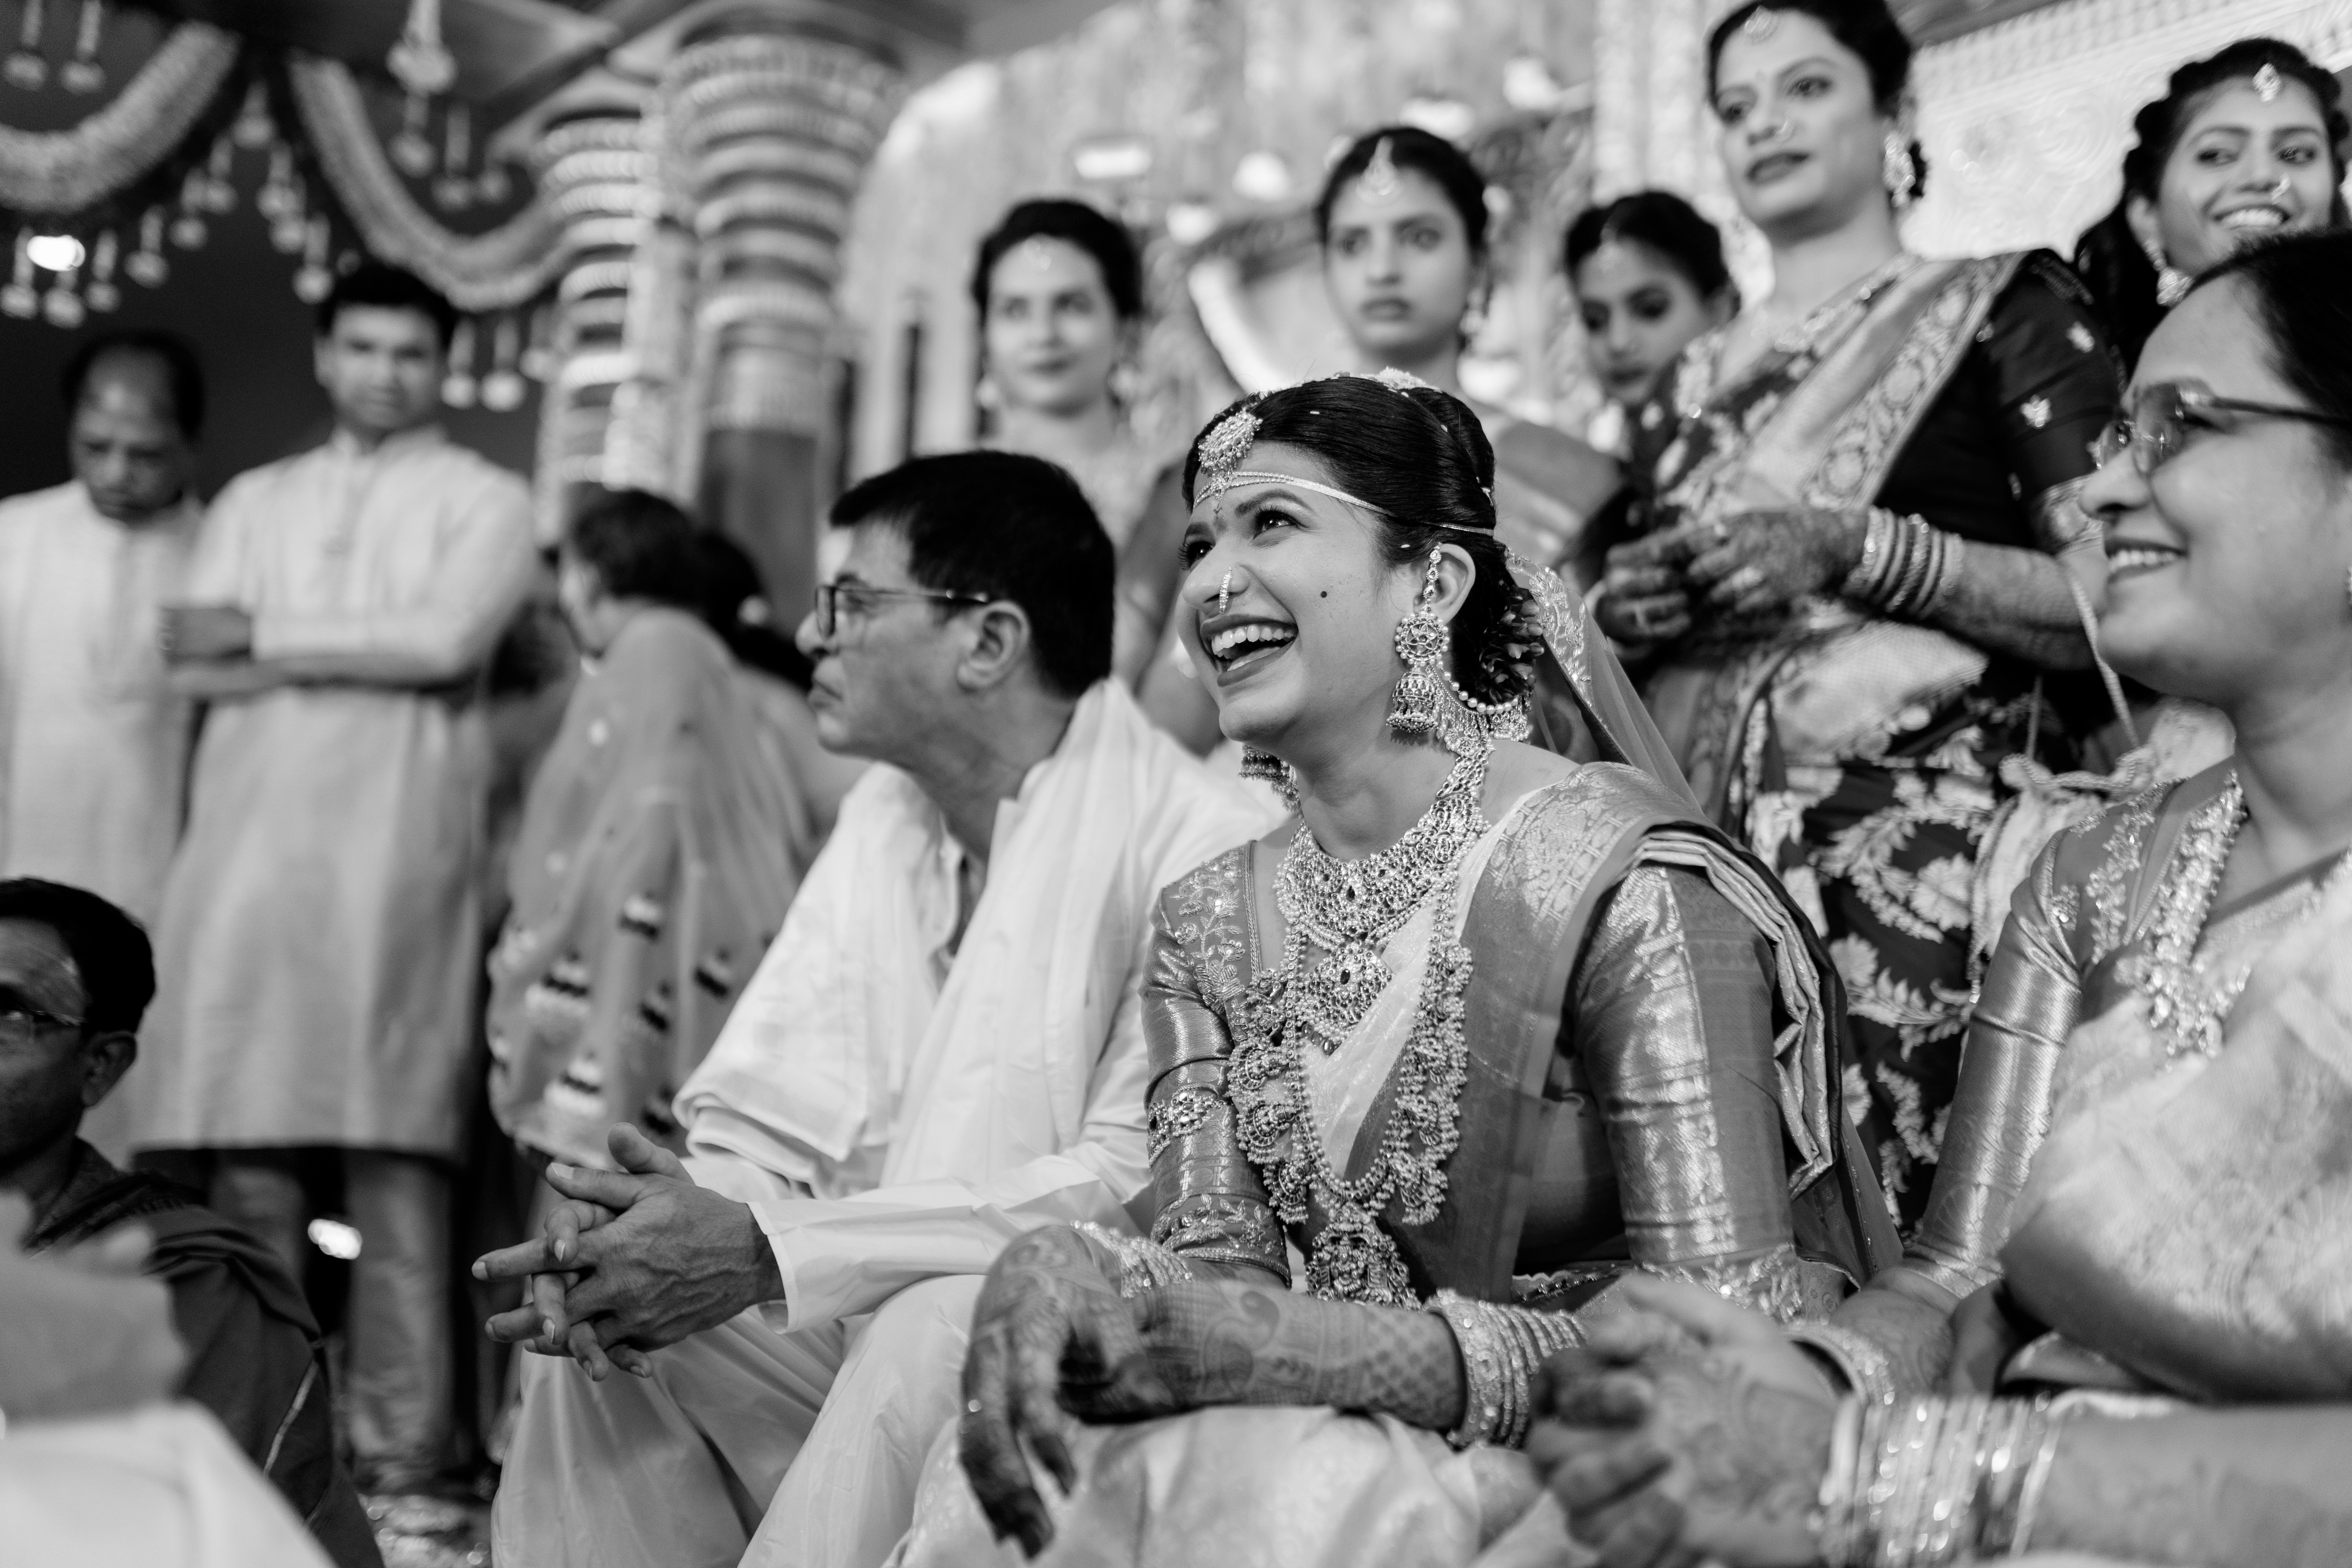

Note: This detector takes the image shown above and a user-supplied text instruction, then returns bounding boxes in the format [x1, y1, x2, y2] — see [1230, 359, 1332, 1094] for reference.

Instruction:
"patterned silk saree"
[1636, 253, 2068, 1229]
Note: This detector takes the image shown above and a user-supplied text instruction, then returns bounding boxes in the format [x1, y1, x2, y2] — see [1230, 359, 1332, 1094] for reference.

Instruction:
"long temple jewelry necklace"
[1227, 742, 1491, 1306]
[2136, 774, 2352, 1060]
[1272, 746, 1490, 1054]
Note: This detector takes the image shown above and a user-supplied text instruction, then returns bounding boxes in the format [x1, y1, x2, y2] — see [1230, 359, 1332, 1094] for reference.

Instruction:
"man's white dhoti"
[500, 1276, 982, 1568]
[490, 681, 1272, 1568]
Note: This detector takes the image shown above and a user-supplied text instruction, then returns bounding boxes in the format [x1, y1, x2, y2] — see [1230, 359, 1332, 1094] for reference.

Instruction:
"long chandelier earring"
[1387, 553, 1453, 744]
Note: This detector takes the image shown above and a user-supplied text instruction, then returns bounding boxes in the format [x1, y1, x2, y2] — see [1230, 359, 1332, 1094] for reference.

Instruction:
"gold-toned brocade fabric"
[1900, 764, 2352, 1400]
[1137, 794, 1817, 1318]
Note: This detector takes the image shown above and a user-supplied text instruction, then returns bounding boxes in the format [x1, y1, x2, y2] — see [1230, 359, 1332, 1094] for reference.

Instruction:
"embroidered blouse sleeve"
[1902, 828, 2085, 1299]
[1980, 252, 2123, 553]
[1141, 860, 1290, 1285]
[1572, 864, 1804, 1319]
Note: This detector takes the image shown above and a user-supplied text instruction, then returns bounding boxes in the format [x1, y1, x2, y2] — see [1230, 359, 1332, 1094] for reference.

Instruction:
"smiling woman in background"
[1593, 0, 2124, 1230]
[2073, 37, 2348, 372]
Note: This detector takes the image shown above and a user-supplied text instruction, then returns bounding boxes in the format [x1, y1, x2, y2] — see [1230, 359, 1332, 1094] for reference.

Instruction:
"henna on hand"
[1125, 1278, 1466, 1430]
[958, 1225, 1165, 1557]
[1683, 508, 1866, 617]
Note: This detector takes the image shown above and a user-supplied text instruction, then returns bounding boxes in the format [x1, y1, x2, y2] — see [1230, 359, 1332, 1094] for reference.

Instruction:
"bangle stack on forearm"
[1845, 508, 1965, 621]
[1426, 1290, 1584, 1448]
[1813, 1393, 2069, 1565]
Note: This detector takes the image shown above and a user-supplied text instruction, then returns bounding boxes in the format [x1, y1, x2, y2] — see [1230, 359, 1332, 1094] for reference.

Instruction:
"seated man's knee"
[865, 1273, 986, 1361]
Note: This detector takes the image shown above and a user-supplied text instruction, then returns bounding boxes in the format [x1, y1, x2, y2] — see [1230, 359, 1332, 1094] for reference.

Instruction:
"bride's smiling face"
[1177, 443, 1445, 756]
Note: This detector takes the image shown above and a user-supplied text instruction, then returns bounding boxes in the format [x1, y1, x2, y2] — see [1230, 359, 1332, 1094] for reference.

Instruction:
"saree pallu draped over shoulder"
[1633, 253, 2077, 1232]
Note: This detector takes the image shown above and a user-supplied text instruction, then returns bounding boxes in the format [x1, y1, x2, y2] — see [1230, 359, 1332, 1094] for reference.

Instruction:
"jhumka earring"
[1240, 748, 1298, 808]
[1881, 134, 1918, 211]
[1388, 554, 1467, 751]
[2139, 234, 2192, 308]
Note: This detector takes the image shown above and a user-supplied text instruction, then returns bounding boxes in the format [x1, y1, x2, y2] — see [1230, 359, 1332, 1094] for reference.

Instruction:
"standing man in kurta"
[134, 262, 538, 1504]
[0, 332, 207, 924]
[0, 333, 209, 1162]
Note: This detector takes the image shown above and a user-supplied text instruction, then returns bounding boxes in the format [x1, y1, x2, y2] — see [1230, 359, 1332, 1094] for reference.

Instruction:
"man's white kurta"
[0, 481, 201, 921]
[133, 426, 535, 1156]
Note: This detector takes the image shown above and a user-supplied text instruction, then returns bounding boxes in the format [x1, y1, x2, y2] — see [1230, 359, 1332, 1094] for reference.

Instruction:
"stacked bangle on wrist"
[1427, 1290, 1583, 1449]
[1842, 508, 1964, 621]
[1074, 1221, 1193, 1299]
[1789, 1321, 1900, 1406]
[1812, 1393, 2071, 1566]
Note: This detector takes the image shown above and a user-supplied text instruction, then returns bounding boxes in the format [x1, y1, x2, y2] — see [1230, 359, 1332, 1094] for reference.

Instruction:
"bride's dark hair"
[1181, 376, 1537, 708]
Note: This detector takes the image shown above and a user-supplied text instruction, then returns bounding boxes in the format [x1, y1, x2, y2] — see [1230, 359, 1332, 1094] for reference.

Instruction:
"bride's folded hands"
[1527, 1275, 1837, 1568]
[958, 1223, 1469, 1556]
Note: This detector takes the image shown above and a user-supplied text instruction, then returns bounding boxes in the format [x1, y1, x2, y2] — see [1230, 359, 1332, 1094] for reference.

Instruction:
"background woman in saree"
[1594, 0, 2122, 1231]
[908, 375, 1890, 1568]
[1526, 230, 2352, 1568]
[1138, 128, 1624, 756]
[488, 490, 810, 1171]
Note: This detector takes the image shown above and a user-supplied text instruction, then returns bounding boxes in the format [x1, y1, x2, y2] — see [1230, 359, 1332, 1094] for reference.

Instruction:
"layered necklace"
[1273, 747, 1492, 1053]
[1228, 744, 1492, 1306]
[2135, 773, 2352, 1061]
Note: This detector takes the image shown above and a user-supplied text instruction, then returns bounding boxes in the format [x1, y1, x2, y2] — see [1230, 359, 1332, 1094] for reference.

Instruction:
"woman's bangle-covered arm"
[1824, 839, 2084, 1388]
[1576, 864, 1805, 1317]
[1139, 890, 1290, 1287]
[1844, 507, 2094, 670]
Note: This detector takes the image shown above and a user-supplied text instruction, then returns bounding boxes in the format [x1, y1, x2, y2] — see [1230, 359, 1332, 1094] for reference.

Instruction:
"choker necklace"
[1274, 746, 1491, 1053]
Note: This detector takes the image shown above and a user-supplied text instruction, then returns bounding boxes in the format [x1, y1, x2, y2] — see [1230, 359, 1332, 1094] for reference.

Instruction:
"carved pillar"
[528, 106, 654, 540]
[665, 6, 903, 623]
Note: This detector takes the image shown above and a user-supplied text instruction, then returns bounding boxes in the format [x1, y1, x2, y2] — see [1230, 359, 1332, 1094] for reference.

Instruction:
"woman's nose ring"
[1218, 571, 1234, 616]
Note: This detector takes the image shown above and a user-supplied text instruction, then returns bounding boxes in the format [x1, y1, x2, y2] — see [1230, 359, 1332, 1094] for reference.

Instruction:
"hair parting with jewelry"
[1707, 0, 1928, 207]
[1314, 125, 1493, 261]
[2072, 38, 2350, 369]
[1181, 376, 1539, 712]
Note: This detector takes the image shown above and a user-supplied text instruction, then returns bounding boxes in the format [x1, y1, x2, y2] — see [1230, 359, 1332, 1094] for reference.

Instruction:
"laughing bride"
[894, 372, 1896, 1568]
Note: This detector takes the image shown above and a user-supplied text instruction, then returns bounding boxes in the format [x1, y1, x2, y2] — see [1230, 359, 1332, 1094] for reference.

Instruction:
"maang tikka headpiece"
[1742, 7, 1780, 41]
[1357, 136, 1403, 203]
[2252, 61, 2285, 102]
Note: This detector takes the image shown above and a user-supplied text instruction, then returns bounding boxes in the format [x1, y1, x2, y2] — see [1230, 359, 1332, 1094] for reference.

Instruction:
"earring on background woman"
[1881, 133, 1919, 211]
[2140, 234, 2192, 306]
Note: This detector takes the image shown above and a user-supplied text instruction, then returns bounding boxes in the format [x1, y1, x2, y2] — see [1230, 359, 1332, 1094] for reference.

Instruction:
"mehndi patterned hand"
[1528, 1275, 1838, 1568]
[957, 1225, 1178, 1557]
[1675, 508, 1867, 619]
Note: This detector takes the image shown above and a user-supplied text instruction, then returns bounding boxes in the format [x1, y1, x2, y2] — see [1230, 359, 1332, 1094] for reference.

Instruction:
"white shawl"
[676, 680, 1270, 1196]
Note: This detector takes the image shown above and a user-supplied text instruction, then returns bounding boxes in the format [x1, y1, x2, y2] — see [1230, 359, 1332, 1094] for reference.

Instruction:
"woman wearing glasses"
[1593, 0, 2123, 1230]
[1531, 229, 2352, 1568]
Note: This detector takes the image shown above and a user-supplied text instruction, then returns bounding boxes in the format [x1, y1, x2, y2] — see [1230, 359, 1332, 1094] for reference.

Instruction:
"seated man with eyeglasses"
[480, 451, 1273, 1568]
[0, 878, 378, 1567]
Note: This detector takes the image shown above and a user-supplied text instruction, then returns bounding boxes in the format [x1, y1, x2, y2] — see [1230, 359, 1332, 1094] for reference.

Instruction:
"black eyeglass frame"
[2091, 382, 2352, 476]
[812, 582, 995, 638]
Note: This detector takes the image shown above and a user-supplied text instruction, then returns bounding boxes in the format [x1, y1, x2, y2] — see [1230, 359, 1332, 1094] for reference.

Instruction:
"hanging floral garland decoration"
[0, 21, 240, 214]
[0, 18, 257, 329]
